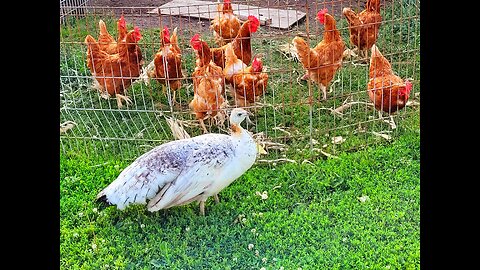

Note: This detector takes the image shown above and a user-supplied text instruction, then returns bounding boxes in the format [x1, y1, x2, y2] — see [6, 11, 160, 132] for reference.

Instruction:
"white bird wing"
[97, 140, 192, 210]
[146, 136, 235, 212]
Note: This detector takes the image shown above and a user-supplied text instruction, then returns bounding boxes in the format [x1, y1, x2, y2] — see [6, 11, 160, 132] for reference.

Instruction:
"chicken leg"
[199, 118, 209, 134]
[319, 83, 327, 100]
[386, 115, 397, 129]
[214, 194, 220, 204]
[359, 48, 369, 62]
[172, 90, 177, 105]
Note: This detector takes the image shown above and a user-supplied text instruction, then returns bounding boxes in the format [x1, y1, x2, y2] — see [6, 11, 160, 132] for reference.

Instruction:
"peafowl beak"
[245, 111, 254, 125]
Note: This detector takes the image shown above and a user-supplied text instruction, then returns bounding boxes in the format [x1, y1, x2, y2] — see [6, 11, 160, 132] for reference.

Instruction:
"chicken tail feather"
[171, 27, 178, 44]
[292, 36, 312, 69]
[85, 35, 100, 52]
[342, 8, 360, 25]
[99, 19, 109, 36]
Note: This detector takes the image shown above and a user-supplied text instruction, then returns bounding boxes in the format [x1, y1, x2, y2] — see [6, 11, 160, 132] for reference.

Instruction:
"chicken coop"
[59, 0, 420, 162]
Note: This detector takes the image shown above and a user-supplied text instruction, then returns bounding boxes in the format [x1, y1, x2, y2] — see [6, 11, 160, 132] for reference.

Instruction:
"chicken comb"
[119, 15, 126, 28]
[317, 8, 328, 24]
[252, 57, 263, 72]
[190, 33, 202, 50]
[404, 80, 413, 96]
[248, 15, 260, 33]
[162, 26, 171, 43]
[132, 26, 142, 42]
[224, 0, 231, 3]
[163, 26, 170, 36]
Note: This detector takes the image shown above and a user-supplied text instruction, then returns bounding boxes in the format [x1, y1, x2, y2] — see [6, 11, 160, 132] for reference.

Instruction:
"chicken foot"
[100, 90, 110, 100]
[378, 111, 397, 129]
[115, 94, 132, 108]
[354, 48, 369, 63]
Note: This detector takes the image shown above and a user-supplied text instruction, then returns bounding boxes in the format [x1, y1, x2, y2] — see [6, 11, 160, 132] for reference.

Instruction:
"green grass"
[60, 123, 419, 269]
[60, 1, 420, 268]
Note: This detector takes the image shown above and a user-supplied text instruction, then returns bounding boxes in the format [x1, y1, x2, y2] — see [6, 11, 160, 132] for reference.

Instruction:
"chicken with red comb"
[85, 27, 144, 108]
[132, 27, 142, 42]
[247, 15, 260, 33]
[190, 33, 202, 51]
[367, 44, 412, 128]
[97, 15, 129, 54]
[210, 0, 241, 46]
[223, 41, 269, 107]
[292, 9, 345, 100]
[189, 34, 226, 133]
[316, 8, 328, 24]
[343, 0, 382, 60]
[151, 26, 184, 105]
[211, 15, 260, 69]
[162, 26, 170, 43]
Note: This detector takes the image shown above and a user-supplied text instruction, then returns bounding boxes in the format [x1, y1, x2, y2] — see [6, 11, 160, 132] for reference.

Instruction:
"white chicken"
[96, 108, 257, 216]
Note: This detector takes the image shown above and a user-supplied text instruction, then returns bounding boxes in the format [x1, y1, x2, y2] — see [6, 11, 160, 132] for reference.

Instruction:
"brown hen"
[85, 27, 144, 108]
[151, 26, 184, 104]
[343, 0, 382, 59]
[292, 9, 345, 100]
[368, 44, 412, 128]
[97, 15, 128, 54]
[210, 0, 241, 46]
[210, 15, 260, 69]
[223, 43, 268, 107]
[189, 34, 227, 133]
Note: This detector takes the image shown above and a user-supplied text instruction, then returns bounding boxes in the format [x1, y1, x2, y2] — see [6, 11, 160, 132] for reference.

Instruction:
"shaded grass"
[60, 123, 419, 269]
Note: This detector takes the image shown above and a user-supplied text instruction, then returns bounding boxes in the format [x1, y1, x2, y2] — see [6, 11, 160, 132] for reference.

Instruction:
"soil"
[86, 0, 373, 32]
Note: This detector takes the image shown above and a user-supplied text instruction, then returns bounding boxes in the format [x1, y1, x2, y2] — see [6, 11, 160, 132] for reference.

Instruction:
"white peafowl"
[96, 108, 258, 216]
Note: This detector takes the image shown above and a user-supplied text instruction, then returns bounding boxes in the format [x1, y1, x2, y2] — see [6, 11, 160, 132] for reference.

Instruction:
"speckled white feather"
[96, 108, 257, 213]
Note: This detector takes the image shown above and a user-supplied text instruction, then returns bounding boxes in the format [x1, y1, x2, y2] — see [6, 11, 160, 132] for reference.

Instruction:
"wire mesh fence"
[60, 0, 420, 162]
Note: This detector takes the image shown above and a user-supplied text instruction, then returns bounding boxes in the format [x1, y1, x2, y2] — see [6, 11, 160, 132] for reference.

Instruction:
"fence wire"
[60, 0, 420, 162]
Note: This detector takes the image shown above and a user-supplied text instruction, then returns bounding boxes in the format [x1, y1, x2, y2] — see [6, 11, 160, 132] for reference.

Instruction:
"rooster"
[97, 15, 128, 54]
[85, 27, 144, 108]
[223, 43, 268, 107]
[292, 9, 345, 100]
[151, 26, 184, 104]
[189, 34, 227, 133]
[211, 0, 241, 46]
[211, 15, 260, 69]
[343, 0, 382, 60]
[368, 44, 412, 129]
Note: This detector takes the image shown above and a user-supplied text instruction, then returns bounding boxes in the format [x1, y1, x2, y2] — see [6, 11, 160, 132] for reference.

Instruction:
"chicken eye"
[237, 113, 242, 117]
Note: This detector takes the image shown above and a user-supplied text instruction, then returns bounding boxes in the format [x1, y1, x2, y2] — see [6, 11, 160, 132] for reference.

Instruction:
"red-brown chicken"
[211, 15, 260, 69]
[368, 44, 412, 120]
[85, 27, 144, 108]
[223, 43, 268, 107]
[97, 15, 128, 54]
[343, 0, 382, 59]
[151, 26, 184, 104]
[189, 34, 227, 133]
[292, 9, 345, 100]
[210, 0, 241, 46]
